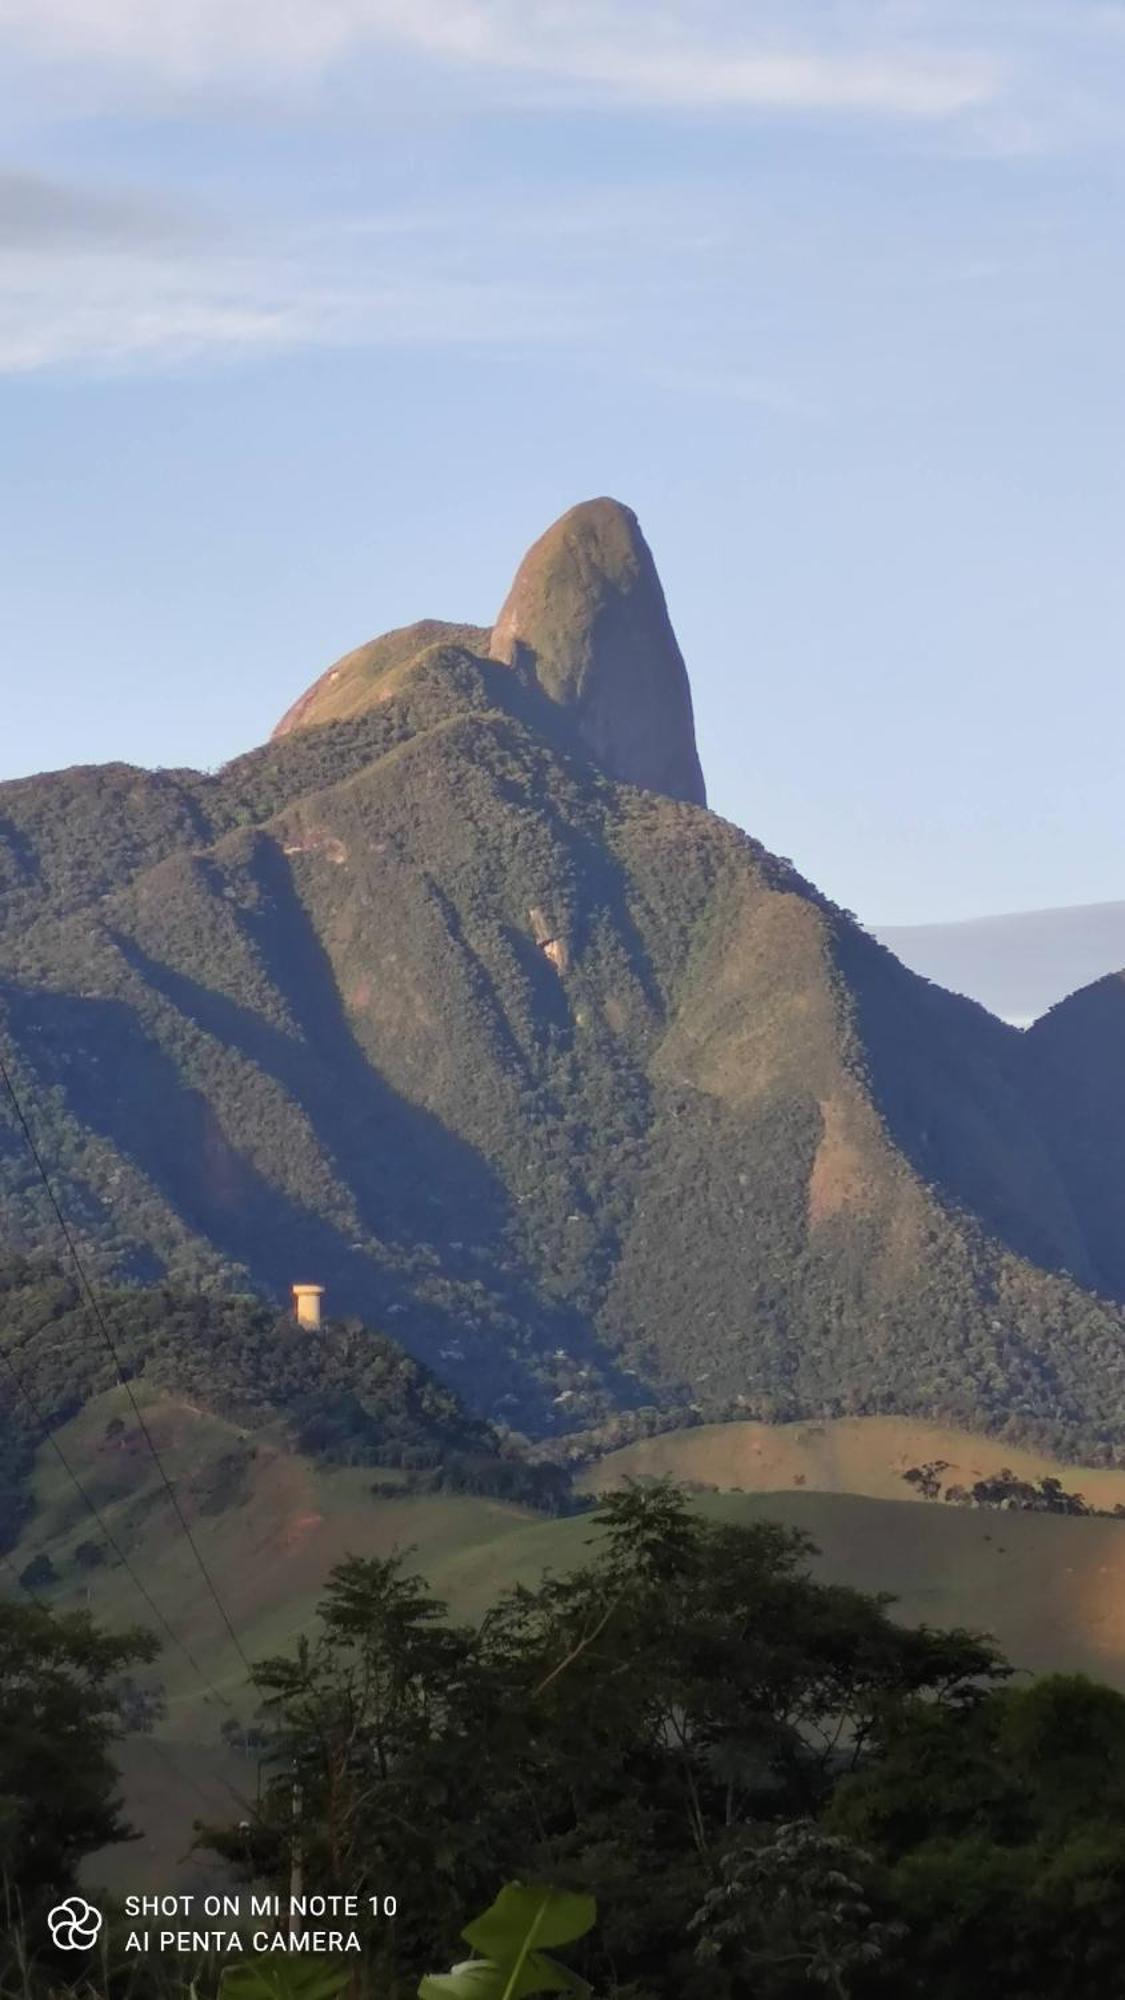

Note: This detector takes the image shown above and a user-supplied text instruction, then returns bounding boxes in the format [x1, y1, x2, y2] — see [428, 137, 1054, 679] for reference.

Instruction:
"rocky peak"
[268, 500, 707, 807]
[489, 498, 707, 806]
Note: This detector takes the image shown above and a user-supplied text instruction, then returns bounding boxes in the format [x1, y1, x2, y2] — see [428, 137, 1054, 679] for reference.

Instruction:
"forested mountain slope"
[2, 499, 1125, 1456]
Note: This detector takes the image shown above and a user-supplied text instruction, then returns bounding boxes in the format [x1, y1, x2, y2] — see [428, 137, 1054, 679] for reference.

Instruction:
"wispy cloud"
[0, 0, 1001, 121]
[0, 168, 185, 248]
[5, 6, 1121, 375]
[0, 174, 594, 372]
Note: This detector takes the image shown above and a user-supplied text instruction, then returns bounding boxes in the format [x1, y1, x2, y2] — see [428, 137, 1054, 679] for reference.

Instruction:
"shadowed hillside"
[1022, 970, 1125, 1299]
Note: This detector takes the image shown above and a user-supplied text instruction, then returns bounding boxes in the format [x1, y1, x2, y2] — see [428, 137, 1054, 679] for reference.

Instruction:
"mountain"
[3, 497, 1125, 1459]
[876, 901, 1125, 1026]
[274, 498, 706, 805]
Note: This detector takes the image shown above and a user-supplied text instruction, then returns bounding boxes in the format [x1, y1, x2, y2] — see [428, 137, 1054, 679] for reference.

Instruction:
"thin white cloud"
[0, 184, 592, 372]
[0, 0, 1001, 120]
[0, 168, 774, 375]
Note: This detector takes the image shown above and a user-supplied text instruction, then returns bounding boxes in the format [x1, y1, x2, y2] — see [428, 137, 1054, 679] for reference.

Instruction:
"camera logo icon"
[47, 1897, 103, 1951]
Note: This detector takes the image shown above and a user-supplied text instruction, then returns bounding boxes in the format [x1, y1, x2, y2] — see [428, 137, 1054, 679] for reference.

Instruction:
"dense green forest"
[8, 1480, 1125, 1999]
[218, 1482, 1125, 1999]
[5, 650, 1125, 1458]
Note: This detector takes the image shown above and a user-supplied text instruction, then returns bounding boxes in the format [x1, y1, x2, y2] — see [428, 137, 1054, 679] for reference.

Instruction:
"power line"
[0, 1049, 253, 1678]
[0, 1552, 240, 1824]
[0, 1340, 234, 1709]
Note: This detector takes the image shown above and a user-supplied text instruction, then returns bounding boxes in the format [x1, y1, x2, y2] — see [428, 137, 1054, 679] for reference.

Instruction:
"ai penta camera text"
[122, 1892, 397, 1955]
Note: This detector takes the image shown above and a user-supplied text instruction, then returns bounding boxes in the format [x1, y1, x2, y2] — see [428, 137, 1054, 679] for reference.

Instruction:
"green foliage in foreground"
[0, 1598, 157, 1928]
[219, 1955, 351, 2000]
[830, 1671, 1125, 1995]
[420, 1882, 595, 2000]
[11, 1481, 1125, 1995]
[202, 1481, 1004, 1998]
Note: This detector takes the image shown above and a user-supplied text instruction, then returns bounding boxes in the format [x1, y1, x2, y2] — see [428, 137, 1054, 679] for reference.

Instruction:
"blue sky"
[1, 2, 1123, 925]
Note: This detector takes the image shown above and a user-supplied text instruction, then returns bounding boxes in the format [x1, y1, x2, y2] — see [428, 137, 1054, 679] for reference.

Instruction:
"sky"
[1, 2, 1124, 926]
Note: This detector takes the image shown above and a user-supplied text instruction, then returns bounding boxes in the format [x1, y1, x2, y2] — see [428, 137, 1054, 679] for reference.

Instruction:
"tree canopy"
[208, 1481, 1007, 1998]
[0, 1597, 158, 1927]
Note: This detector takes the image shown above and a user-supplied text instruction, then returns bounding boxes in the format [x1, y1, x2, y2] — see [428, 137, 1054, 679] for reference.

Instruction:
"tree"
[0, 1597, 158, 1923]
[829, 1673, 1125, 1996]
[212, 1482, 1004, 1999]
[205, 1553, 501, 1978]
[690, 1820, 903, 1998]
[17, 1553, 56, 1592]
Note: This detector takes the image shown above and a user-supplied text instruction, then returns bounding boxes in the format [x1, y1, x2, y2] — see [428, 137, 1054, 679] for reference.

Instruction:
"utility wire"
[0, 1339, 233, 1709]
[0, 1047, 253, 1677]
[0, 1550, 239, 1823]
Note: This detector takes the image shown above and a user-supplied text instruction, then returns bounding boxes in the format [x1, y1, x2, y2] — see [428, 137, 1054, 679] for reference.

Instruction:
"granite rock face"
[271, 498, 706, 808]
[489, 498, 707, 806]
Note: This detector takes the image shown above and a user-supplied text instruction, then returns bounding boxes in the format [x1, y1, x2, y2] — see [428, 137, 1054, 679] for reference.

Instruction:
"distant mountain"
[877, 902, 1125, 1026]
[4, 498, 1125, 1459]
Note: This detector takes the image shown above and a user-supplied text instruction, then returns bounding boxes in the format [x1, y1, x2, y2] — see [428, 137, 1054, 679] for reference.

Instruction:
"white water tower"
[291, 1283, 325, 1330]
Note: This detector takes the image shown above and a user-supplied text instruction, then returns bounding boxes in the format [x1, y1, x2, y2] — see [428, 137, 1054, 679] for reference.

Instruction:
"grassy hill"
[0, 1254, 569, 1557]
[5, 1375, 583, 1892]
[10, 1392, 1125, 1892]
[66, 1467, 1125, 1888]
[10, 1383, 538, 1712]
[577, 1413, 1125, 1510]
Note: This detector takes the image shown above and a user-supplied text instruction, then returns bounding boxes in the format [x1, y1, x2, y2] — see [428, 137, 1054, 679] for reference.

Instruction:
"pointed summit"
[268, 499, 706, 806]
[489, 498, 707, 806]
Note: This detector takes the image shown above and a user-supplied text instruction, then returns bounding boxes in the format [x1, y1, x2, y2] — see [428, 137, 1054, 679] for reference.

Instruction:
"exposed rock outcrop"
[270, 499, 707, 807]
[489, 498, 707, 806]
